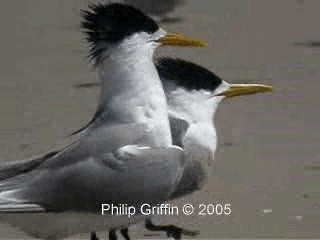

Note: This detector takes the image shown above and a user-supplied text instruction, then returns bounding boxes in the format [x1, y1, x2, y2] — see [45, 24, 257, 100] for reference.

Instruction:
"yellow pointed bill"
[157, 32, 208, 47]
[217, 84, 274, 98]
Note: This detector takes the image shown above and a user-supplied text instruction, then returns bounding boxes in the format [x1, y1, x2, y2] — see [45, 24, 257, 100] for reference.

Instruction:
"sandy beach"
[0, 0, 319, 239]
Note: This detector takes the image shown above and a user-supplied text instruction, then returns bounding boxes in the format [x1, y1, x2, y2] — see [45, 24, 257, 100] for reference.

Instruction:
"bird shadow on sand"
[304, 165, 320, 171]
[292, 41, 320, 48]
[73, 82, 99, 89]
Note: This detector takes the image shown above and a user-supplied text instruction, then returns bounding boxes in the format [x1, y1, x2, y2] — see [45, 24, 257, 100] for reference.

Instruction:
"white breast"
[183, 122, 217, 165]
[95, 38, 172, 147]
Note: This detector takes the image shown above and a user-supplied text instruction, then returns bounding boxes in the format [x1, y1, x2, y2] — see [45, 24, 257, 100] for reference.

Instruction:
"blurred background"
[0, 0, 319, 239]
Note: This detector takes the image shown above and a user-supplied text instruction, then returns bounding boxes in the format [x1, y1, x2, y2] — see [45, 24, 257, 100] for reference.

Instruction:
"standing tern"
[0, 3, 207, 240]
[99, 57, 273, 240]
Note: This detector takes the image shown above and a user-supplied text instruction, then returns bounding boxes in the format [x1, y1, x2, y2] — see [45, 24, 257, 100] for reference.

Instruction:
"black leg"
[145, 218, 199, 240]
[91, 232, 99, 240]
[109, 229, 118, 240]
[120, 228, 131, 240]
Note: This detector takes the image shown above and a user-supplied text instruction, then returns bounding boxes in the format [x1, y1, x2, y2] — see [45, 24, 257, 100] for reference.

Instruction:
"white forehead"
[213, 80, 230, 95]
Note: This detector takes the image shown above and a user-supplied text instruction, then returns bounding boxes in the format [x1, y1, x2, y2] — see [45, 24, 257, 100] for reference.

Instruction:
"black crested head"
[81, 3, 159, 63]
[156, 58, 223, 92]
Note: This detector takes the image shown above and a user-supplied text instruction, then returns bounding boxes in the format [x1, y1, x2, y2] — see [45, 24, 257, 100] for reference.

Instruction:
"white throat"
[174, 97, 220, 160]
[166, 84, 228, 164]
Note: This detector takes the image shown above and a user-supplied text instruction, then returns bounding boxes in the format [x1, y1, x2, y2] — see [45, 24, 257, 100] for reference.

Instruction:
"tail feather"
[0, 173, 34, 192]
[0, 203, 44, 213]
[0, 191, 44, 213]
[0, 151, 58, 181]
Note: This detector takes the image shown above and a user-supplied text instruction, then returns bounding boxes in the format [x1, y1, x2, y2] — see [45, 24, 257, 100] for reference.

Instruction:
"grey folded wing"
[168, 117, 206, 199]
[170, 161, 206, 200]
[0, 151, 58, 181]
[169, 117, 189, 148]
[0, 145, 185, 214]
[0, 125, 87, 181]
[0, 122, 150, 180]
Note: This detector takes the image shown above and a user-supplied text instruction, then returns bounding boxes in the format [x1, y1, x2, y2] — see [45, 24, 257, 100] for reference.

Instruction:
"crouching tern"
[101, 58, 274, 240]
[0, 3, 207, 240]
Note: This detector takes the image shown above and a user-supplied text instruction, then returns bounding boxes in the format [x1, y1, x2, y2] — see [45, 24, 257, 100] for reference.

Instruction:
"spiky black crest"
[81, 3, 159, 63]
[156, 58, 223, 91]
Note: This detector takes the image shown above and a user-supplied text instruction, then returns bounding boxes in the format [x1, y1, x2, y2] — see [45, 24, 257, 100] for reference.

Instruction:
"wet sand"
[0, 0, 319, 239]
